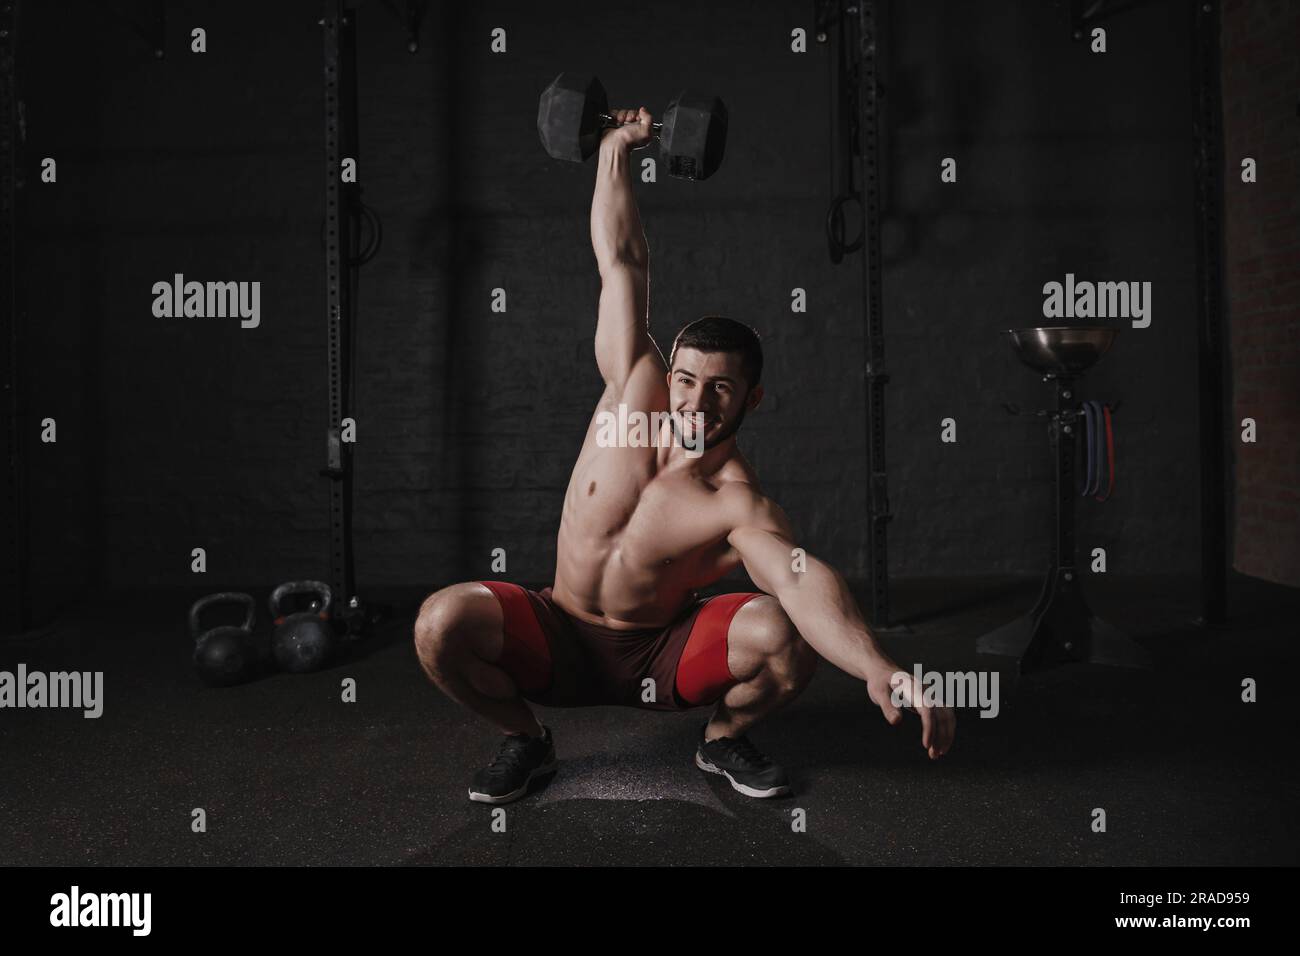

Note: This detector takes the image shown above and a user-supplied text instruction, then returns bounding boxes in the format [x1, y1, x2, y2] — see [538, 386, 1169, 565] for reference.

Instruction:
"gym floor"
[4, 572, 1295, 867]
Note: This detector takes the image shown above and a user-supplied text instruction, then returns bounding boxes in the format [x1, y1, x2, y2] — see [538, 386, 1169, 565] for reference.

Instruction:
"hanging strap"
[1094, 403, 1116, 502]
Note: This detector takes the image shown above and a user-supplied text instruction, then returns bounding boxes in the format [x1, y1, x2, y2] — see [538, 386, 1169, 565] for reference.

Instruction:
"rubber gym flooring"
[3, 573, 1296, 867]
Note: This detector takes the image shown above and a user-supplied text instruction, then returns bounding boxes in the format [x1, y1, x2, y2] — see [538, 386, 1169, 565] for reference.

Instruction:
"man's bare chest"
[563, 462, 730, 562]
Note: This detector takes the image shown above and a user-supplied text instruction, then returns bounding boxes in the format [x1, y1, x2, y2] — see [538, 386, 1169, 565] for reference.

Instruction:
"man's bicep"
[725, 491, 799, 593]
[729, 525, 800, 595]
[594, 261, 655, 387]
[731, 490, 796, 540]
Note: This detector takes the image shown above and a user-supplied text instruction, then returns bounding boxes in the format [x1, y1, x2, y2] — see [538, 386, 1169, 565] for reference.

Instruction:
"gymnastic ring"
[826, 191, 864, 262]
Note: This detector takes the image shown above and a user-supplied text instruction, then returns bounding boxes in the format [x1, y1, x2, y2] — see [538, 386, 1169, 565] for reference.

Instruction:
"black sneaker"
[694, 724, 791, 798]
[467, 726, 557, 804]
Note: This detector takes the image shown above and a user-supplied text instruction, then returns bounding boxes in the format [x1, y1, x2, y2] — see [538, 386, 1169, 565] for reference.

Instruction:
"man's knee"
[413, 583, 499, 676]
[769, 628, 817, 694]
[730, 596, 817, 689]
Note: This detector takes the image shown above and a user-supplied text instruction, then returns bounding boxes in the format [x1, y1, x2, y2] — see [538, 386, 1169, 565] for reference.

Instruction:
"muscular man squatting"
[415, 105, 956, 804]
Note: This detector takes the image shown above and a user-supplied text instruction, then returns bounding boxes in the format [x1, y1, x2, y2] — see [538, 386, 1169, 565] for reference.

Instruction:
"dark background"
[4, 0, 1299, 875]
[13, 0, 1243, 609]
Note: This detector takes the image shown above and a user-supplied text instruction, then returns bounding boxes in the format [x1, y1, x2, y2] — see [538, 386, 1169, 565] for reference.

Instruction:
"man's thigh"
[667, 592, 767, 709]
[476, 582, 600, 705]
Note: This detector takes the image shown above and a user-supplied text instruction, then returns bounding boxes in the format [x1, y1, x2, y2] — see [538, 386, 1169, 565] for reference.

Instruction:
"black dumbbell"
[537, 73, 728, 181]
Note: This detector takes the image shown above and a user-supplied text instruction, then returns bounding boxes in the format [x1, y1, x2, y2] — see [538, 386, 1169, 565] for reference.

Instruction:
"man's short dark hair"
[669, 316, 763, 389]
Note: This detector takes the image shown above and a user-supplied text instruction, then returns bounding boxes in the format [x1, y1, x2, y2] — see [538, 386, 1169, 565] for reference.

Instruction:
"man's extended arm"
[723, 491, 887, 683]
[722, 484, 955, 759]
[591, 130, 648, 271]
[590, 111, 664, 394]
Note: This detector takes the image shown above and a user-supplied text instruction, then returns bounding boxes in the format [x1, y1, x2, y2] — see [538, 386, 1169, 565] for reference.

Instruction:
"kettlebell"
[269, 580, 335, 673]
[189, 592, 258, 687]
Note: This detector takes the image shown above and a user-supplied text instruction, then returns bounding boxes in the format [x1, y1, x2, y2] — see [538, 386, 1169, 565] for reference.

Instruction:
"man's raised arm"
[720, 483, 956, 760]
[590, 108, 665, 393]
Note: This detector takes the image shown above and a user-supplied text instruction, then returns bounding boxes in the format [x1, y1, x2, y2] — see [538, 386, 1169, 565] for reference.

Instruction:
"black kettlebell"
[189, 592, 258, 687]
[269, 580, 335, 673]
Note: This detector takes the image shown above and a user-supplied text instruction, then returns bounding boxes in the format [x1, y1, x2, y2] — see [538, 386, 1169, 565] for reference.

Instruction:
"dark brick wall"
[20, 0, 1236, 611]
[1222, 0, 1300, 588]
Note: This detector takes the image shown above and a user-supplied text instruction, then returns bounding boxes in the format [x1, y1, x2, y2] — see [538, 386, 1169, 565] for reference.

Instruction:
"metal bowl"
[1005, 326, 1117, 377]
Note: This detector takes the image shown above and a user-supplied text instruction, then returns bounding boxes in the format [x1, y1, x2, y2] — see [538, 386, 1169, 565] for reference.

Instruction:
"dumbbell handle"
[598, 113, 664, 135]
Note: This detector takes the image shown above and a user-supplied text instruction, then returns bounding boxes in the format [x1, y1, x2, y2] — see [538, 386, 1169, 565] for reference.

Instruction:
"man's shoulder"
[715, 449, 761, 487]
[713, 458, 763, 507]
[715, 477, 763, 506]
[714, 474, 789, 534]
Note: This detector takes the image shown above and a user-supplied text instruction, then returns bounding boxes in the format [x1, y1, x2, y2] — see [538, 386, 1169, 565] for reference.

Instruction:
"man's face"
[667, 347, 763, 451]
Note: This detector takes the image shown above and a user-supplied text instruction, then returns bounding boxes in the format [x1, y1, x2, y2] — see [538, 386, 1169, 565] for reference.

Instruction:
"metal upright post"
[321, 0, 355, 611]
[0, 0, 28, 635]
[1191, 0, 1229, 627]
[855, 0, 893, 627]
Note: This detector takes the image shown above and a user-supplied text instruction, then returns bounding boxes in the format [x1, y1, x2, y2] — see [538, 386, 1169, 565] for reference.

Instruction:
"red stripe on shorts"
[675, 592, 762, 707]
[478, 582, 552, 695]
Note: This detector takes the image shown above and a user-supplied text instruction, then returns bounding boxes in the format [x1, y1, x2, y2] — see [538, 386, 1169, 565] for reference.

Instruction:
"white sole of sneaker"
[694, 751, 791, 798]
[467, 758, 558, 805]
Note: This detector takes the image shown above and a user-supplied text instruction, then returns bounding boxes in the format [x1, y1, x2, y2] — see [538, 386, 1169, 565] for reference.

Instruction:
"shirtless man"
[415, 105, 955, 804]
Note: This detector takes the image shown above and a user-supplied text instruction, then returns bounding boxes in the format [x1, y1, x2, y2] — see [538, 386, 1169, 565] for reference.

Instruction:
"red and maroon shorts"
[476, 582, 763, 711]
